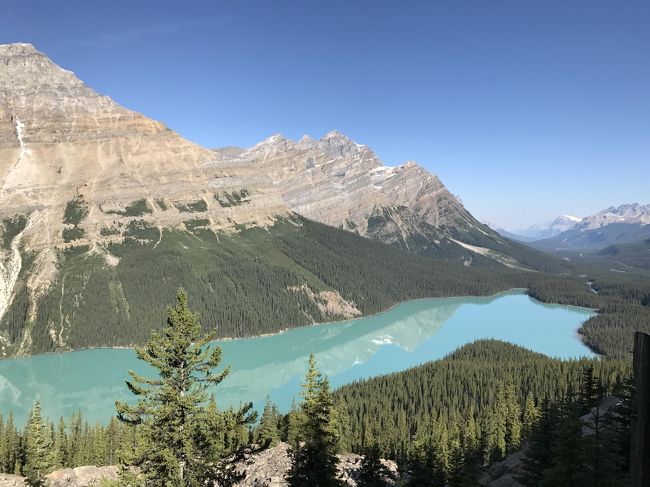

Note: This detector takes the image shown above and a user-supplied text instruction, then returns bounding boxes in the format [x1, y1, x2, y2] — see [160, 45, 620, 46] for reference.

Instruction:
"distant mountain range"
[501, 215, 583, 241]
[530, 204, 650, 253]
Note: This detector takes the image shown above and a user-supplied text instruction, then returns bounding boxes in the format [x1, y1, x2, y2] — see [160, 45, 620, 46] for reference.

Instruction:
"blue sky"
[1, 0, 648, 229]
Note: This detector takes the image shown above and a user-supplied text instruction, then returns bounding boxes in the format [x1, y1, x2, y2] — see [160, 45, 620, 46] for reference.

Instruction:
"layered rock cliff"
[0, 43, 287, 249]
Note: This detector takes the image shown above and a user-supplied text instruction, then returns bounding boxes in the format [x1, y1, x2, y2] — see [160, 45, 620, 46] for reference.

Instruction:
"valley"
[0, 43, 567, 358]
[0, 36, 647, 487]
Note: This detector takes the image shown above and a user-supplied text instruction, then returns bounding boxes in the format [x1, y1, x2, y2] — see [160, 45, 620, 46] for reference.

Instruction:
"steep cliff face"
[0, 42, 287, 251]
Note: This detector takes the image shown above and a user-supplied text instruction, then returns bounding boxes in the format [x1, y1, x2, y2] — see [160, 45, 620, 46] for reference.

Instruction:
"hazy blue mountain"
[531, 204, 650, 252]
[516, 214, 582, 240]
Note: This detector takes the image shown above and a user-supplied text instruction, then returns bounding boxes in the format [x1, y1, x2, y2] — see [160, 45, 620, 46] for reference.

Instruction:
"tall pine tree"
[23, 399, 53, 486]
[287, 354, 343, 487]
[115, 288, 251, 486]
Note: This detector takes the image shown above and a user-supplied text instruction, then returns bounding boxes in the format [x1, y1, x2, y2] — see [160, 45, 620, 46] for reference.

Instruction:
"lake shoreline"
[0, 290, 599, 426]
[0, 287, 596, 361]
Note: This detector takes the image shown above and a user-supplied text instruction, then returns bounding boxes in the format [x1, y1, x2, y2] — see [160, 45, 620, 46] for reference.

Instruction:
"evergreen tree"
[431, 417, 450, 482]
[609, 378, 634, 478]
[258, 398, 281, 448]
[333, 399, 352, 453]
[407, 430, 442, 487]
[540, 401, 584, 487]
[51, 417, 66, 469]
[357, 444, 396, 487]
[23, 399, 53, 486]
[115, 289, 249, 486]
[0, 415, 3, 468]
[518, 401, 559, 487]
[579, 365, 603, 415]
[522, 393, 539, 437]
[504, 383, 522, 452]
[482, 399, 506, 464]
[287, 354, 343, 487]
[284, 399, 303, 449]
[1, 412, 19, 475]
[105, 416, 120, 466]
[67, 412, 83, 468]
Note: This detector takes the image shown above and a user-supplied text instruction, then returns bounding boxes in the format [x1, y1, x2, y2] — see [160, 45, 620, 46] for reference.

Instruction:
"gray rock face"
[0, 473, 26, 487]
[222, 130, 485, 249]
[0, 43, 286, 242]
[0, 466, 117, 487]
[228, 442, 399, 487]
[0, 42, 542, 354]
[45, 466, 118, 486]
[0, 42, 288, 345]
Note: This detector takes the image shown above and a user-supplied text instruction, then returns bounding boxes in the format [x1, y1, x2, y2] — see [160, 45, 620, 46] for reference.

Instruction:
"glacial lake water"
[0, 290, 595, 426]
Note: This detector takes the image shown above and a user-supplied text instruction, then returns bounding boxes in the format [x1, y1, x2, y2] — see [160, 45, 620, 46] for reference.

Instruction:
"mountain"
[0, 43, 564, 356]
[531, 204, 650, 252]
[516, 214, 582, 240]
[572, 203, 650, 230]
[214, 133, 564, 271]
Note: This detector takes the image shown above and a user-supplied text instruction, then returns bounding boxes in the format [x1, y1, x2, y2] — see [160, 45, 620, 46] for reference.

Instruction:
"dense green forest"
[334, 340, 631, 461]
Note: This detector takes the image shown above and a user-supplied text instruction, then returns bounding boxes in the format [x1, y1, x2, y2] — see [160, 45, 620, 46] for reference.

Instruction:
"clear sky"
[1, 0, 648, 230]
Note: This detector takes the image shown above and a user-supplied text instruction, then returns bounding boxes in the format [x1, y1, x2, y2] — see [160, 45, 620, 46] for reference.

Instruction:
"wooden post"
[631, 331, 650, 487]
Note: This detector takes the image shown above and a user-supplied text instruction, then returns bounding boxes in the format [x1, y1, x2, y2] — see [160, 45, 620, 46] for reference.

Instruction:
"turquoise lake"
[0, 290, 595, 426]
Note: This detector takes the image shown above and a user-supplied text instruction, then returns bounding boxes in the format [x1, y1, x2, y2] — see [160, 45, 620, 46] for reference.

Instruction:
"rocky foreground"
[0, 442, 399, 487]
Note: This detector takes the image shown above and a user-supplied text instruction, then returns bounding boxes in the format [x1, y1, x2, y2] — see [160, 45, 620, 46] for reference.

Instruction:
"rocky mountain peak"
[316, 129, 367, 157]
[321, 129, 350, 141]
[575, 203, 650, 230]
[0, 42, 83, 93]
[0, 42, 38, 55]
[603, 203, 648, 216]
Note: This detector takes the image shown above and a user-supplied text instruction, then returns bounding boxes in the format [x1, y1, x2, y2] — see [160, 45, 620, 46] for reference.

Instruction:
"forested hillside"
[335, 340, 631, 462]
[1, 216, 525, 356]
[2, 214, 649, 358]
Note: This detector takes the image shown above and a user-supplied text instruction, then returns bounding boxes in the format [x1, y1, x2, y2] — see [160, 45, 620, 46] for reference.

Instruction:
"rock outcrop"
[0, 466, 117, 486]
[45, 466, 118, 486]
[0, 444, 398, 487]
[0, 473, 26, 487]
[218, 442, 399, 487]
